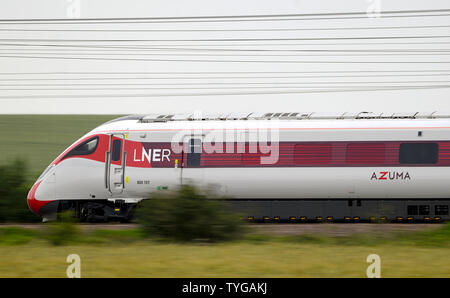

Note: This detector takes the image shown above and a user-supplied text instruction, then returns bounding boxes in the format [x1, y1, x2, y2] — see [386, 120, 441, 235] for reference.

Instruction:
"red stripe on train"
[27, 181, 53, 215]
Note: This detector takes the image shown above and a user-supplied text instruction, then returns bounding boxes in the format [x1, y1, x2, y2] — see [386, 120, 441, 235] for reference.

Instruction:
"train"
[27, 111, 450, 222]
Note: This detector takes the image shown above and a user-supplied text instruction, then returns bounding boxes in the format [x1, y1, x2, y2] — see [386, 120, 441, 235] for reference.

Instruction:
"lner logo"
[133, 148, 171, 163]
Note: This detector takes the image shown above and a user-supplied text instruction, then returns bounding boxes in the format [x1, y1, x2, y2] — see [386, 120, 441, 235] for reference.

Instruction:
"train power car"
[27, 112, 450, 222]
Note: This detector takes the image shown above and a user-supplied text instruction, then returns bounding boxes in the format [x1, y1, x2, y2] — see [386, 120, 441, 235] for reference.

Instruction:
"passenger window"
[187, 139, 201, 167]
[435, 205, 449, 215]
[294, 143, 332, 165]
[346, 143, 385, 164]
[112, 139, 122, 162]
[63, 137, 99, 160]
[419, 205, 430, 215]
[399, 143, 438, 164]
[407, 205, 418, 215]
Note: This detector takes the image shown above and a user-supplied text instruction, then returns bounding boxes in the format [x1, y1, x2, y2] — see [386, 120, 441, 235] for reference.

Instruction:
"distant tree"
[0, 158, 40, 222]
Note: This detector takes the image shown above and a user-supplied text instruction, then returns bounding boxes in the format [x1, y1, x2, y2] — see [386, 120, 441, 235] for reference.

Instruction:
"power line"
[0, 9, 450, 24]
[1, 81, 449, 91]
[2, 35, 450, 42]
[1, 76, 450, 83]
[1, 51, 449, 57]
[1, 85, 450, 98]
[1, 54, 449, 63]
[1, 24, 450, 32]
[1, 84, 449, 91]
[4, 41, 450, 50]
[3, 43, 450, 54]
[0, 70, 449, 75]
[5, 8, 450, 21]
[3, 47, 450, 53]
[0, 78, 450, 86]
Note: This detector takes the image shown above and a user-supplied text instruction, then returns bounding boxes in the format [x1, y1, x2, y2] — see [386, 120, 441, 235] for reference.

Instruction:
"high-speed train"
[28, 112, 450, 222]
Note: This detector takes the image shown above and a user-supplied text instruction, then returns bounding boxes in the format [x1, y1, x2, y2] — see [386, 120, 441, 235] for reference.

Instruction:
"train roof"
[105, 111, 450, 124]
[88, 111, 450, 135]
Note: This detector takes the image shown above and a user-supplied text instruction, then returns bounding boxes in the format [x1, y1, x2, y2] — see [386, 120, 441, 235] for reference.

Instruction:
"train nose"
[27, 181, 45, 215]
[27, 166, 57, 220]
[27, 180, 56, 218]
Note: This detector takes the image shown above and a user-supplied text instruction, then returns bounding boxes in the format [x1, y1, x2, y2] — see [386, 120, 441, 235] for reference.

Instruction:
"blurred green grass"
[0, 115, 121, 178]
[2, 223, 450, 247]
[2, 242, 450, 277]
[0, 224, 450, 277]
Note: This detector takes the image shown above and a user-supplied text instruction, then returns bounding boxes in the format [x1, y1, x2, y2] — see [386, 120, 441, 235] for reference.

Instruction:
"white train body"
[27, 112, 450, 222]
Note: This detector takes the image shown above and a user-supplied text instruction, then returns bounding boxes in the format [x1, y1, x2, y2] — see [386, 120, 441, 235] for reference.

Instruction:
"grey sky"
[0, 0, 450, 115]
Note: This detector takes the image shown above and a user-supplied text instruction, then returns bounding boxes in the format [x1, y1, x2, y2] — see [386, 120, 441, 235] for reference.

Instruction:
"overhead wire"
[1, 76, 450, 82]
[1, 8, 450, 24]
[1, 85, 450, 98]
[0, 54, 449, 63]
[3, 35, 450, 42]
[1, 9, 450, 98]
[0, 24, 449, 32]
[1, 70, 450, 75]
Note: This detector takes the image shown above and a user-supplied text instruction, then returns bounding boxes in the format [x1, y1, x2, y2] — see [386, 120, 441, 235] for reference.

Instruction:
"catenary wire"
[1, 9, 450, 24]
[1, 85, 450, 98]
[1, 54, 449, 63]
[0, 24, 449, 32]
[1, 81, 449, 90]
[1, 70, 450, 75]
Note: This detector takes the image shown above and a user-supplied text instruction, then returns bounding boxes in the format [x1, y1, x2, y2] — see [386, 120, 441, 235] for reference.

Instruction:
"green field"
[0, 225, 450, 278]
[0, 115, 120, 178]
[1, 242, 449, 278]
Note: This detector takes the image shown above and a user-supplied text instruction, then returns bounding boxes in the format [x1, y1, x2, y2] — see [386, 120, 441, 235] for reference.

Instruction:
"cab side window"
[112, 139, 122, 162]
[187, 138, 202, 167]
[63, 137, 99, 160]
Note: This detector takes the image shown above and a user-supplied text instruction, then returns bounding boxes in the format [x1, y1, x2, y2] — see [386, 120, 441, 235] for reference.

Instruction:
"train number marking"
[137, 180, 150, 185]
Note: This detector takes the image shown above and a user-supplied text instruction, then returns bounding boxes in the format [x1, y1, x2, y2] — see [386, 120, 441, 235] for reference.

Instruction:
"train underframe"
[40, 199, 136, 222]
[225, 199, 450, 223]
[40, 198, 450, 223]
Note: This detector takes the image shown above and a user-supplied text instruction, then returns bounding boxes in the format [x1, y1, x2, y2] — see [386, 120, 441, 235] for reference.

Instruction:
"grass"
[0, 240, 448, 277]
[0, 227, 38, 246]
[268, 223, 450, 247]
[0, 224, 449, 277]
[0, 115, 120, 178]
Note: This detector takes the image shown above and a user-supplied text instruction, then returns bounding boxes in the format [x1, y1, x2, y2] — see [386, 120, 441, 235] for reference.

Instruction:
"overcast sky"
[1, 0, 450, 115]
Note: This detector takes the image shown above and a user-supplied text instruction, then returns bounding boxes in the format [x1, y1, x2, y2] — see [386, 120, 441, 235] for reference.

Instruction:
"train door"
[106, 134, 127, 195]
[180, 137, 204, 186]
